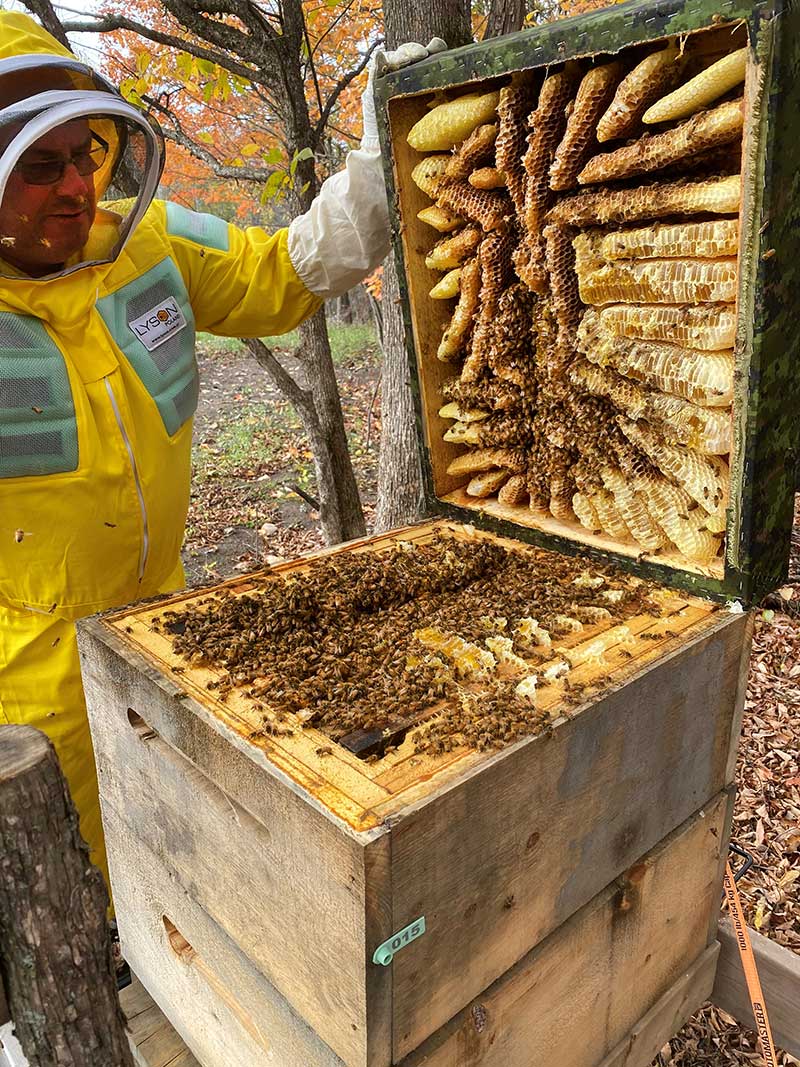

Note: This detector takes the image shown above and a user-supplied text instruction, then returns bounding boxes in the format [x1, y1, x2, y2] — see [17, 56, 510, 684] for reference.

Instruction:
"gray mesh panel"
[0, 430, 61, 458]
[0, 312, 78, 478]
[166, 202, 230, 252]
[96, 258, 198, 436]
[0, 316, 40, 349]
[173, 371, 200, 425]
[0, 377, 53, 408]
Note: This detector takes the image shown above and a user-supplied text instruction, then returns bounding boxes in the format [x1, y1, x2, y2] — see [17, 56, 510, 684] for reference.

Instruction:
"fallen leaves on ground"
[656, 495, 800, 1066]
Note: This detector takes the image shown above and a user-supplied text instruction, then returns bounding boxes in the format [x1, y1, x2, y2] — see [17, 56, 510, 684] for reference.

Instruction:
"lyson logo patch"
[129, 297, 187, 352]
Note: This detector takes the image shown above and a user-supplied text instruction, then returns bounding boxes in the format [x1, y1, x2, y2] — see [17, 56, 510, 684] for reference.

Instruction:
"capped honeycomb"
[403, 23, 746, 572]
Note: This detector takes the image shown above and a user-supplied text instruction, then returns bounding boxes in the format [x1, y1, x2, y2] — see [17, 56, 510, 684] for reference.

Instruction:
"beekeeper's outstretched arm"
[166, 39, 447, 339]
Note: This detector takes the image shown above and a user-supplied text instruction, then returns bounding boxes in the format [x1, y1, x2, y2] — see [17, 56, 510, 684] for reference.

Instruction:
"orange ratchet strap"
[723, 857, 780, 1067]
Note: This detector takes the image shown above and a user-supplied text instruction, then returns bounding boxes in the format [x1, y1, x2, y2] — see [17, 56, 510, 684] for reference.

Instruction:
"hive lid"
[375, 0, 800, 606]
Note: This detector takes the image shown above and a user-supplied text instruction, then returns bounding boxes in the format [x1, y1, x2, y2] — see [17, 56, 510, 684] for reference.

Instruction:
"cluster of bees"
[154, 533, 664, 756]
[408, 30, 746, 566]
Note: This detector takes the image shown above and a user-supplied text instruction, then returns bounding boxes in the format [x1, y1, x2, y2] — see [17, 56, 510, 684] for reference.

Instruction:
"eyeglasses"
[13, 133, 109, 186]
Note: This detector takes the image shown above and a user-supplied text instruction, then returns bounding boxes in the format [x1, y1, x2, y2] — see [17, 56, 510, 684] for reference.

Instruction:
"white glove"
[288, 38, 448, 302]
[362, 37, 448, 146]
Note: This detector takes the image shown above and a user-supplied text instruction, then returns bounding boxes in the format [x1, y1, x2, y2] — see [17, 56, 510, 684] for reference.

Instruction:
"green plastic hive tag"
[372, 916, 426, 966]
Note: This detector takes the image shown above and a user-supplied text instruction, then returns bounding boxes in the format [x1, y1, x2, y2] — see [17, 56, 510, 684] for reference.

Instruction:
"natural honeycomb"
[445, 123, 498, 180]
[437, 256, 480, 361]
[578, 98, 743, 185]
[549, 62, 622, 191]
[597, 219, 739, 261]
[546, 174, 740, 227]
[596, 45, 683, 143]
[496, 77, 534, 216]
[576, 257, 739, 306]
[643, 48, 747, 124]
[437, 181, 511, 231]
[425, 225, 482, 270]
[519, 68, 575, 292]
[404, 27, 746, 570]
[469, 167, 506, 189]
[597, 303, 737, 350]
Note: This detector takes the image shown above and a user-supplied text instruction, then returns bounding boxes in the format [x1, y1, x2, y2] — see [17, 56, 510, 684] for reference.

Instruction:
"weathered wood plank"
[115, 799, 726, 1067]
[79, 624, 380, 1067]
[400, 796, 728, 1067]
[390, 614, 748, 1058]
[598, 945, 720, 1067]
[110, 820, 345, 1067]
[121, 979, 199, 1067]
[712, 916, 800, 1058]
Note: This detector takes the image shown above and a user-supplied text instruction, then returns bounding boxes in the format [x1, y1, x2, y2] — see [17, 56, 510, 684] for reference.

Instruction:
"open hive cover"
[376, 0, 800, 605]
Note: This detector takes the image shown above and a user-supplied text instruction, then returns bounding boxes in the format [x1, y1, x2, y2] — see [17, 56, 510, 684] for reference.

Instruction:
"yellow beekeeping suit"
[0, 15, 335, 884]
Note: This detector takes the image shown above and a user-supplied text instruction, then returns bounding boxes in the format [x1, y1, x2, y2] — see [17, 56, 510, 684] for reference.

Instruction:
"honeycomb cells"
[549, 62, 622, 192]
[407, 32, 745, 569]
[546, 174, 741, 227]
[597, 304, 736, 351]
[596, 45, 683, 143]
[598, 219, 739, 261]
[577, 257, 739, 306]
[578, 98, 744, 185]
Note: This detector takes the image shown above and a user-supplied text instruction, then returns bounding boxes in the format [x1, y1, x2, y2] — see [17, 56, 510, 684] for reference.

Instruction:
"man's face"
[0, 119, 98, 277]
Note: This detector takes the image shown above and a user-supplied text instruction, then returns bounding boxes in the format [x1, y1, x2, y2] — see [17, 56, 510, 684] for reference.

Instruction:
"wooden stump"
[0, 725, 134, 1067]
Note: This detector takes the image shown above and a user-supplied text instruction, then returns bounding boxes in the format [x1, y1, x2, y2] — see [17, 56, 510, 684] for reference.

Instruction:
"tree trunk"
[374, 254, 427, 531]
[375, 1, 473, 533]
[485, 0, 528, 38]
[299, 310, 367, 542]
[0, 726, 134, 1067]
[337, 289, 353, 324]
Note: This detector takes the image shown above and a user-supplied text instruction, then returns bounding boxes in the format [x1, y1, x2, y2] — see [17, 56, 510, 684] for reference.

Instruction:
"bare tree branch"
[22, 0, 70, 48]
[314, 42, 381, 143]
[143, 95, 271, 181]
[61, 12, 264, 84]
[244, 338, 313, 415]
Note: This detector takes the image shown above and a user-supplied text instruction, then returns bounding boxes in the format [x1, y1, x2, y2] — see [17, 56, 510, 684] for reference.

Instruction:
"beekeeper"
[0, 12, 445, 885]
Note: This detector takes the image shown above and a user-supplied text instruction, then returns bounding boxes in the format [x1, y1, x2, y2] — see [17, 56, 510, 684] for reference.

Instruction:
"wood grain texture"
[110, 819, 346, 1067]
[712, 916, 800, 1058]
[389, 613, 748, 1058]
[598, 945, 720, 1067]
[400, 795, 728, 1066]
[116, 800, 726, 1067]
[0, 726, 134, 1067]
[80, 628, 381, 1067]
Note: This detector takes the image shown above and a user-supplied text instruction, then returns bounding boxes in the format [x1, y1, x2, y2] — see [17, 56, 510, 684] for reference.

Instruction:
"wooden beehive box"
[77, 2, 800, 1065]
[81, 521, 750, 1067]
[375, 0, 800, 606]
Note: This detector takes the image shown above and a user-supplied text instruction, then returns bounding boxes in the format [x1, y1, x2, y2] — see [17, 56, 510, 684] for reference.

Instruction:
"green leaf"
[202, 81, 214, 102]
[176, 52, 193, 77]
[136, 51, 151, 74]
[290, 146, 314, 177]
[263, 169, 285, 200]
[241, 142, 261, 157]
[300, 181, 311, 195]
[197, 58, 216, 75]
[197, 131, 214, 145]
[265, 146, 283, 165]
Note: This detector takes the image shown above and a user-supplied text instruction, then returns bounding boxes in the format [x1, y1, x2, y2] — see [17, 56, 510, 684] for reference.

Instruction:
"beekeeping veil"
[0, 12, 165, 279]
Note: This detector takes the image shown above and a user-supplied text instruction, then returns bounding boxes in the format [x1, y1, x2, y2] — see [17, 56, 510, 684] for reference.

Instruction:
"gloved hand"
[288, 37, 448, 302]
[362, 37, 448, 146]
